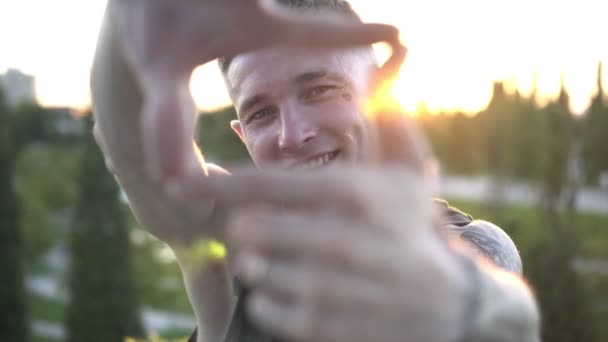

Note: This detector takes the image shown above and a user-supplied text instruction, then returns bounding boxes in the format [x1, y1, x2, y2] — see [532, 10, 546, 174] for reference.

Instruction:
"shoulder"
[434, 199, 523, 275]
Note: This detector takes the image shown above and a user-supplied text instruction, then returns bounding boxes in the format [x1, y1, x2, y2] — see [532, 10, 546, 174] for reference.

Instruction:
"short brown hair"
[218, 0, 362, 75]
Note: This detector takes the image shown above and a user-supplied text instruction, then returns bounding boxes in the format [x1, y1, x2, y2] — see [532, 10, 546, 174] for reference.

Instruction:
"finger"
[355, 36, 431, 170]
[365, 87, 431, 170]
[247, 289, 387, 342]
[246, 290, 318, 341]
[259, 0, 402, 50]
[240, 255, 391, 310]
[176, 166, 370, 209]
[374, 112, 432, 171]
[230, 211, 396, 277]
[358, 43, 432, 170]
[141, 77, 197, 181]
[177, 165, 427, 216]
[373, 41, 408, 93]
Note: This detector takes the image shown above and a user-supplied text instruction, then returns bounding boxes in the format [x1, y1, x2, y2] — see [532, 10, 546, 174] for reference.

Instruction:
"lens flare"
[363, 79, 408, 118]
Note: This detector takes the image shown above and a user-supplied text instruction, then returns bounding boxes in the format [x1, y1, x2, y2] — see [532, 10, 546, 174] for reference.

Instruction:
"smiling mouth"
[295, 150, 340, 170]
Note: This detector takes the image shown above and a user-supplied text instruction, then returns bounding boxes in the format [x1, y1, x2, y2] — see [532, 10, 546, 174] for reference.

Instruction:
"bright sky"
[0, 0, 606, 114]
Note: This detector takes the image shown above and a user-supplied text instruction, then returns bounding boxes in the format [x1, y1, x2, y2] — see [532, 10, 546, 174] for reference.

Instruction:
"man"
[91, 1, 540, 341]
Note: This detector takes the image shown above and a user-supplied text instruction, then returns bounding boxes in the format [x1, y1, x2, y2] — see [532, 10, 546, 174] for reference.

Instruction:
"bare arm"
[448, 220, 540, 342]
[90, 5, 235, 341]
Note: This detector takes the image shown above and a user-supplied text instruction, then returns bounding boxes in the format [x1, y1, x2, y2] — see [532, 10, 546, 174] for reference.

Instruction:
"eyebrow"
[238, 69, 350, 113]
[240, 94, 268, 113]
[293, 70, 349, 86]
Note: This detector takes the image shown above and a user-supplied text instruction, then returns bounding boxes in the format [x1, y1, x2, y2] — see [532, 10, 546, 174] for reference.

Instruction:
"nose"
[278, 107, 317, 151]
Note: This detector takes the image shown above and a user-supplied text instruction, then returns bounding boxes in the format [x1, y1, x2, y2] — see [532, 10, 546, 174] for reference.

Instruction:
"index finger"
[259, 0, 403, 52]
[176, 165, 423, 211]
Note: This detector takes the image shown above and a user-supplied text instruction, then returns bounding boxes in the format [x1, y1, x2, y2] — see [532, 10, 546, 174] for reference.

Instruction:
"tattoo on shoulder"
[449, 221, 523, 275]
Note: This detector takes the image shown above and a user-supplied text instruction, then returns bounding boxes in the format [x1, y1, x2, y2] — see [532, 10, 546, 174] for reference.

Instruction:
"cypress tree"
[65, 115, 144, 341]
[582, 61, 608, 184]
[0, 87, 29, 342]
[528, 81, 598, 342]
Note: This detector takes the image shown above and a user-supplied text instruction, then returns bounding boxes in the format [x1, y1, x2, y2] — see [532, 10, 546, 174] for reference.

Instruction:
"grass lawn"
[447, 197, 608, 340]
[32, 336, 61, 342]
[29, 294, 65, 323]
[445, 197, 608, 257]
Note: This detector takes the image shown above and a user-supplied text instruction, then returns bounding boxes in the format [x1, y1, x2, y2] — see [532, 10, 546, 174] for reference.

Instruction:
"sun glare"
[1, 0, 606, 114]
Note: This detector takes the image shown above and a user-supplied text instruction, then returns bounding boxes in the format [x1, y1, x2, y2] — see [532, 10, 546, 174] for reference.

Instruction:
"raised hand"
[107, 0, 403, 181]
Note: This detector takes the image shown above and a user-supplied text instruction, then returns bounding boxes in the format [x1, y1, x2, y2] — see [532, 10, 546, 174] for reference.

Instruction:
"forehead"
[226, 47, 372, 110]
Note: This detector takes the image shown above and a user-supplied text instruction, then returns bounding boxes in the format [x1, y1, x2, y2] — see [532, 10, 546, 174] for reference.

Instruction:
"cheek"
[318, 98, 368, 157]
[316, 98, 365, 131]
[243, 125, 279, 165]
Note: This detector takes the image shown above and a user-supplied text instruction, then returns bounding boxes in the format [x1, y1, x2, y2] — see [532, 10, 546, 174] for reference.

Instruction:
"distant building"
[0, 68, 37, 107]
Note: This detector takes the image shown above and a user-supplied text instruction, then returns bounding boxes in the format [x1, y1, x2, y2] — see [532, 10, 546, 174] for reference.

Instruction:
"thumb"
[373, 110, 431, 172]
[364, 46, 431, 171]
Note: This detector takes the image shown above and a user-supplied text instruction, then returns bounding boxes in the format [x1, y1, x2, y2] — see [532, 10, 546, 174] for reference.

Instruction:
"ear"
[230, 120, 246, 143]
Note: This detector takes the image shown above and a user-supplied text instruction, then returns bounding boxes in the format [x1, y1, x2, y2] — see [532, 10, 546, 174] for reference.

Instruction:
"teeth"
[297, 152, 334, 169]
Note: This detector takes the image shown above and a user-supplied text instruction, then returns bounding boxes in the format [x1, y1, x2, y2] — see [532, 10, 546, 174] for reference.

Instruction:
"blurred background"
[1, 0, 607, 341]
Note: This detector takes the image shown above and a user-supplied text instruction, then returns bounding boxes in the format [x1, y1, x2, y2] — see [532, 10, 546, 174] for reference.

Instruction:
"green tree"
[197, 106, 250, 163]
[525, 235, 596, 342]
[505, 90, 546, 180]
[539, 80, 575, 212]
[9, 103, 82, 267]
[11, 102, 52, 150]
[65, 115, 144, 342]
[582, 61, 608, 184]
[476, 82, 518, 210]
[527, 82, 598, 342]
[419, 112, 483, 175]
[0, 88, 29, 341]
[15, 144, 80, 264]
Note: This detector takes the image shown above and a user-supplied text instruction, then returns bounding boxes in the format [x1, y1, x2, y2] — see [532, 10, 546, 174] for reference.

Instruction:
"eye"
[304, 85, 337, 100]
[246, 107, 276, 124]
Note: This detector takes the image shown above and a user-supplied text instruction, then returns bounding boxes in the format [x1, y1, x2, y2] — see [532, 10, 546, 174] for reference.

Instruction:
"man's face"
[225, 47, 376, 169]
